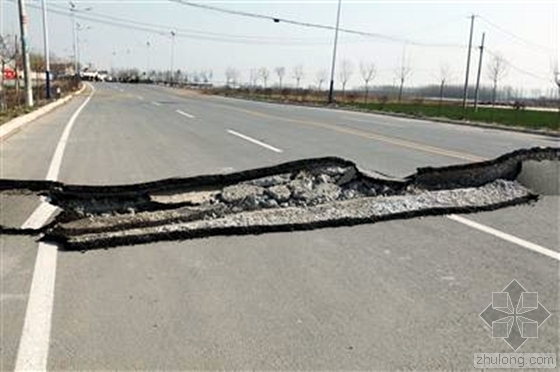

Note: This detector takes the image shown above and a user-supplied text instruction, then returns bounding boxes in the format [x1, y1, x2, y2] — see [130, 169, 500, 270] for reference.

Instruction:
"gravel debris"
[1, 146, 556, 250]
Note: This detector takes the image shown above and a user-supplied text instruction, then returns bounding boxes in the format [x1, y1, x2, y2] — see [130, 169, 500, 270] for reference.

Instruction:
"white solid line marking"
[46, 85, 95, 181]
[15, 83, 95, 372]
[227, 129, 283, 153]
[14, 242, 58, 372]
[176, 109, 195, 119]
[21, 202, 59, 229]
[151, 101, 161, 106]
[447, 214, 560, 261]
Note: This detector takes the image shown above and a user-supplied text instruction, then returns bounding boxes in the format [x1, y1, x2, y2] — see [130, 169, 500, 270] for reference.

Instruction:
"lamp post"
[69, 1, 91, 75]
[41, 0, 51, 98]
[327, 0, 342, 104]
[169, 31, 176, 84]
[146, 41, 151, 75]
[76, 22, 91, 74]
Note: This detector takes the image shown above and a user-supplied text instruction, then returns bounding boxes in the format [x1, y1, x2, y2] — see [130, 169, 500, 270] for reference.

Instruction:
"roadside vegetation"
[1, 34, 82, 125]
[203, 87, 559, 132]
[0, 77, 81, 125]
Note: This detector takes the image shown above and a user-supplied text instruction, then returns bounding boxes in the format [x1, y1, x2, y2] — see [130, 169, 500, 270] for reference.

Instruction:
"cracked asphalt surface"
[1, 83, 558, 370]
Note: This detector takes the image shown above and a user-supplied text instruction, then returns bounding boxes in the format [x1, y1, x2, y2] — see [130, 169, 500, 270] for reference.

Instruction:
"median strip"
[227, 129, 283, 153]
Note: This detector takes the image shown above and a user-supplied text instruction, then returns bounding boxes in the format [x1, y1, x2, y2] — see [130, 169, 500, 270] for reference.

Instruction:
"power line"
[477, 15, 554, 54]
[48, 3, 336, 44]
[8, 0, 467, 48]
[169, 0, 468, 49]
[8, 0, 332, 46]
[485, 48, 551, 82]
[28, 5, 322, 45]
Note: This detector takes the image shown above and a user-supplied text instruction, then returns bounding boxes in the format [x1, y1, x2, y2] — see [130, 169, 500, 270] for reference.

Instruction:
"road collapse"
[0, 147, 558, 251]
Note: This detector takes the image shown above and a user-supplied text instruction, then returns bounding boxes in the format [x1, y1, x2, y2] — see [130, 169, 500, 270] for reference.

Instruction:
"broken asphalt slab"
[0, 147, 557, 251]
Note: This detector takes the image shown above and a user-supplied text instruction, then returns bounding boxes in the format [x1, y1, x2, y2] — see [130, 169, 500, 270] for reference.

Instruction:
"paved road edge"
[205, 92, 560, 138]
[0, 83, 87, 141]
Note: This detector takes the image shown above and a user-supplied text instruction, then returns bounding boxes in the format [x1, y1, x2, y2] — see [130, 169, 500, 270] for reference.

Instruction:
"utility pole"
[70, 2, 77, 74]
[327, 0, 342, 104]
[1, 0, 4, 37]
[41, 0, 51, 99]
[169, 31, 176, 84]
[462, 14, 475, 109]
[14, 35, 19, 101]
[146, 41, 151, 75]
[17, 0, 33, 107]
[473, 32, 485, 112]
[76, 23, 81, 70]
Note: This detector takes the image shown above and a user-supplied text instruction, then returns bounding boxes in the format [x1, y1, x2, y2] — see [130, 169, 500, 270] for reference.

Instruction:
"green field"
[348, 101, 559, 131]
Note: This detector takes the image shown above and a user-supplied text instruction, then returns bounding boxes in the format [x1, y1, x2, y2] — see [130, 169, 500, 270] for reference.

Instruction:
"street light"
[69, 1, 91, 75]
[76, 22, 91, 74]
[146, 41, 151, 75]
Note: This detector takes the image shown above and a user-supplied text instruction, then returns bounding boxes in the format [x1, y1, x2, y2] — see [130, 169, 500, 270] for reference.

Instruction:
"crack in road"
[0, 147, 557, 251]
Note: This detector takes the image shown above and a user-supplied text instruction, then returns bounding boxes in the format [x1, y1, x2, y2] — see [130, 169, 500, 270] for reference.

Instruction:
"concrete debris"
[248, 174, 292, 187]
[220, 184, 265, 204]
[336, 167, 357, 186]
[0, 146, 557, 250]
[266, 185, 291, 202]
[150, 190, 218, 205]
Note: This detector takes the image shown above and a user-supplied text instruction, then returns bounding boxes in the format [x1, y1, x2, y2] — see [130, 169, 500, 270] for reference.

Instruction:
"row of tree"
[221, 55, 513, 105]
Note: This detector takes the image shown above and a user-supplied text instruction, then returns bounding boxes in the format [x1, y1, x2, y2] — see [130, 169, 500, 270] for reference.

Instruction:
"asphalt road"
[1, 82, 558, 371]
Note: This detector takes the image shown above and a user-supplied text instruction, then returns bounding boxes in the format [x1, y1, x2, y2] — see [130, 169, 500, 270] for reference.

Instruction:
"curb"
[0, 83, 87, 141]
[211, 93, 559, 138]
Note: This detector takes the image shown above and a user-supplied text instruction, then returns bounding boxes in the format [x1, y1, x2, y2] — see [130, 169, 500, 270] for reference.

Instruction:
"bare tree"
[551, 59, 560, 114]
[0, 35, 18, 111]
[225, 67, 235, 86]
[438, 63, 451, 106]
[292, 65, 304, 89]
[200, 69, 213, 84]
[258, 67, 270, 88]
[174, 69, 183, 84]
[554, 63, 560, 89]
[191, 71, 200, 84]
[395, 61, 412, 102]
[359, 61, 376, 103]
[249, 68, 258, 87]
[552, 59, 560, 96]
[225, 67, 239, 87]
[275, 66, 285, 88]
[232, 69, 240, 86]
[315, 69, 327, 90]
[487, 53, 508, 107]
[338, 59, 353, 96]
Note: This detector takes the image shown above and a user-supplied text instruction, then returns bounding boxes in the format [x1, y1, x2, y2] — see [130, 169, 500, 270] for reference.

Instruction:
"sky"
[1, 0, 558, 95]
